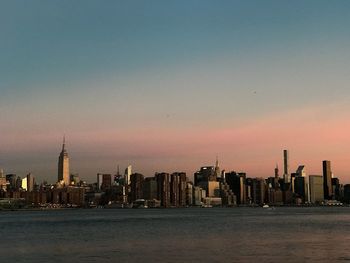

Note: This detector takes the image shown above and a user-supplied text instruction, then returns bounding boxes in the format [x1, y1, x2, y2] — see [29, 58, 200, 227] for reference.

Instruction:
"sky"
[1, 0, 350, 183]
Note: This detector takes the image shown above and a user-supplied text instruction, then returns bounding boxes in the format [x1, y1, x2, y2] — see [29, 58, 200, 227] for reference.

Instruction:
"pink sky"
[2, 102, 350, 184]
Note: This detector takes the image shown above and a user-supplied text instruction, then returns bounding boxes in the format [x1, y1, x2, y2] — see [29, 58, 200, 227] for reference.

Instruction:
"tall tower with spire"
[214, 155, 221, 180]
[58, 136, 70, 185]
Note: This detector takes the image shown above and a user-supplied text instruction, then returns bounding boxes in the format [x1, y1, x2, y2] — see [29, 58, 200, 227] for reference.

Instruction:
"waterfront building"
[344, 184, 350, 204]
[283, 150, 290, 183]
[266, 187, 283, 205]
[170, 172, 187, 207]
[221, 170, 226, 183]
[267, 177, 279, 190]
[194, 165, 216, 185]
[275, 164, 279, 179]
[323, 160, 333, 200]
[186, 182, 193, 206]
[208, 181, 220, 197]
[251, 178, 266, 205]
[70, 174, 80, 186]
[295, 165, 310, 203]
[124, 165, 132, 186]
[214, 156, 221, 180]
[6, 174, 18, 190]
[155, 172, 170, 207]
[172, 172, 187, 207]
[97, 174, 112, 191]
[193, 186, 205, 206]
[143, 177, 157, 200]
[58, 136, 70, 185]
[97, 173, 103, 190]
[170, 173, 180, 206]
[294, 176, 305, 199]
[20, 173, 35, 192]
[16, 176, 22, 190]
[225, 171, 246, 205]
[309, 175, 324, 204]
[25, 190, 47, 205]
[220, 182, 236, 206]
[130, 173, 144, 202]
[21, 177, 27, 191]
[114, 165, 122, 185]
[26, 173, 35, 192]
[50, 186, 85, 206]
[332, 178, 342, 201]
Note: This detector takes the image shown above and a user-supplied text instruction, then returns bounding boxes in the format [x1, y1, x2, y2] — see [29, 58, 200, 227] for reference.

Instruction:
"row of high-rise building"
[1, 139, 350, 208]
[280, 150, 342, 204]
[86, 152, 349, 207]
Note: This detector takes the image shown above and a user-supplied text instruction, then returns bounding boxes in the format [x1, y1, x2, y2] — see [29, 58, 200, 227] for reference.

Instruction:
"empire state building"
[58, 136, 70, 185]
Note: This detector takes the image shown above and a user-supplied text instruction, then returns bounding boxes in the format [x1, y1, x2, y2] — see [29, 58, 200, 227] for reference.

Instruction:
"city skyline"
[2, 1, 350, 182]
[1, 137, 349, 185]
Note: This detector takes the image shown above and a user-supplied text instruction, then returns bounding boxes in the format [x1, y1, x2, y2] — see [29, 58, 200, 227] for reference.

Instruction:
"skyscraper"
[251, 177, 266, 205]
[143, 177, 157, 200]
[26, 173, 35, 192]
[283, 150, 290, 183]
[130, 173, 144, 202]
[214, 156, 221, 179]
[97, 173, 112, 190]
[58, 136, 70, 185]
[124, 165, 132, 186]
[225, 171, 246, 205]
[309, 175, 324, 204]
[295, 165, 310, 203]
[155, 172, 170, 208]
[170, 173, 180, 207]
[323, 160, 333, 200]
[274, 164, 279, 179]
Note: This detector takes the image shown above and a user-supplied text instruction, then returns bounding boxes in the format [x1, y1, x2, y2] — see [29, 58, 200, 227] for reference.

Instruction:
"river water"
[1, 207, 350, 262]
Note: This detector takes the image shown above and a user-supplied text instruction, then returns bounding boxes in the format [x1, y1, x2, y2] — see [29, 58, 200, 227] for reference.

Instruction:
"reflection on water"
[1, 207, 350, 262]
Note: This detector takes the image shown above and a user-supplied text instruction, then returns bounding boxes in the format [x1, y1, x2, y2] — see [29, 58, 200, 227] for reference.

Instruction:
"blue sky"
[1, 1, 350, 182]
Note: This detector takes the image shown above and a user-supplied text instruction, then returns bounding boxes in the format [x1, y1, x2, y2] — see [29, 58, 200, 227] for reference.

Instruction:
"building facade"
[323, 160, 333, 200]
[58, 137, 70, 185]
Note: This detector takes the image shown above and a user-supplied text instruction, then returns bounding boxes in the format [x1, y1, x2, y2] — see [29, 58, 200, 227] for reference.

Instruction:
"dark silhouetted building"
[130, 173, 144, 202]
[26, 173, 35, 192]
[323, 160, 333, 200]
[170, 172, 187, 207]
[186, 182, 193, 206]
[97, 174, 112, 191]
[332, 178, 341, 201]
[294, 176, 306, 201]
[344, 184, 350, 204]
[225, 172, 246, 205]
[251, 178, 265, 205]
[50, 186, 85, 206]
[283, 150, 290, 183]
[178, 172, 187, 207]
[194, 166, 215, 185]
[309, 175, 324, 204]
[6, 174, 18, 190]
[170, 173, 180, 207]
[143, 177, 157, 200]
[156, 172, 170, 208]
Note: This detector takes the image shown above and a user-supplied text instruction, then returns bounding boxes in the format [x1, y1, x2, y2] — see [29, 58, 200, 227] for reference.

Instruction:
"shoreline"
[1, 204, 349, 212]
